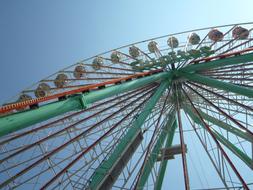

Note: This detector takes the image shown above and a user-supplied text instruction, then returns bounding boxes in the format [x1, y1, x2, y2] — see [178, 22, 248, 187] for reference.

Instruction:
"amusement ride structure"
[0, 22, 253, 189]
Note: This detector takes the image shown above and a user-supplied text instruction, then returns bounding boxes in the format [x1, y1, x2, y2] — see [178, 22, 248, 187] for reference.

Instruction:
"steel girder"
[177, 71, 253, 98]
[183, 105, 253, 169]
[88, 79, 171, 190]
[0, 72, 170, 137]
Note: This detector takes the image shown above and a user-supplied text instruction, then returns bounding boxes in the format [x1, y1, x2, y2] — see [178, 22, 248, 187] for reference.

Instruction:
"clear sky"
[0, 0, 253, 189]
[1, 0, 253, 104]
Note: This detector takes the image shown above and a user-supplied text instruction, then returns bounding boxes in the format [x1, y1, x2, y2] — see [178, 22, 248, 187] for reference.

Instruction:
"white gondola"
[167, 36, 179, 48]
[110, 51, 121, 63]
[73, 65, 85, 79]
[129, 46, 140, 58]
[54, 73, 68, 88]
[35, 83, 51, 98]
[232, 26, 249, 39]
[188, 33, 200, 45]
[148, 41, 158, 53]
[208, 29, 224, 42]
[18, 94, 32, 102]
[92, 57, 103, 70]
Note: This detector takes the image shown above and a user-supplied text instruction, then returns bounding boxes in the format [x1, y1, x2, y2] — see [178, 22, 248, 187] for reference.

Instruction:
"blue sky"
[0, 0, 253, 189]
[1, 0, 253, 103]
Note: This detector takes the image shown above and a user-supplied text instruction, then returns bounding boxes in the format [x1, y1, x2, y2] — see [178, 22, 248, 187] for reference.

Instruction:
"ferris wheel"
[1, 22, 253, 190]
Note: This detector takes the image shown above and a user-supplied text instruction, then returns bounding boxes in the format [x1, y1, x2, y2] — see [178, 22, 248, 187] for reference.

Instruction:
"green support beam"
[89, 79, 170, 190]
[136, 113, 176, 190]
[0, 72, 170, 137]
[177, 71, 253, 98]
[183, 105, 253, 143]
[211, 129, 253, 170]
[180, 52, 253, 73]
[183, 105, 253, 169]
[155, 119, 177, 190]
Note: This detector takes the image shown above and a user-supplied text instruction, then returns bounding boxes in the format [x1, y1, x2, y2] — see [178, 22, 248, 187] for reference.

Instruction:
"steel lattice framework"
[1, 22, 253, 190]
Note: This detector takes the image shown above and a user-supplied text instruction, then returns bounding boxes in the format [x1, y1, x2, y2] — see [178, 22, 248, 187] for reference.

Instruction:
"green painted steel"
[183, 105, 253, 169]
[137, 113, 176, 190]
[0, 97, 83, 138]
[155, 118, 177, 190]
[211, 129, 253, 169]
[89, 80, 171, 190]
[83, 71, 169, 104]
[178, 71, 253, 98]
[0, 72, 170, 137]
[180, 52, 253, 73]
[183, 105, 253, 143]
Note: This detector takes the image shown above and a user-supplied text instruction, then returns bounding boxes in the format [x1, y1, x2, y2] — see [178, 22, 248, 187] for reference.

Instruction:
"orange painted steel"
[0, 69, 163, 114]
[3, 47, 252, 114]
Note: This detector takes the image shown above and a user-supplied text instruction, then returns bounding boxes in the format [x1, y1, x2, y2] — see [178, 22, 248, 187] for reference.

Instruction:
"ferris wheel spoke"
[183, 104, 253, 169]
[13, 130, 122, 190]
[184, 83, 253, 139]
[54, 123, 137, 190]
[0, 71, 167, 137]
[179, 72, 253, 99]
[0, 87, 142, 145]
[118, 107, 170, 189]
[2, 23, 253, 189]
[103, 112, 163, 189]
[87, 81, 169, 190]
[40, 84, 158, 190]
[188, 82, 253, 113]
[42, 77, 120, 82]
[203, 77, 253, 85]
[62, 70, 134, 76]
[183, 111, 230, 189]
[203, 65, 253, 75]
[180, 50, 253, 73]
[79, 62, 135, 72]
[175, 84, 190, 190]
[0, 88, 156, 163]
[204, 72, 253, 78]
[204, 61, 253, 74]
[1, 101, 145, 189]
[102, 57, 133, 67]
[0, 84, 155, 144]
[210, 129, 253, 170]
[182, 88, 250, 190]
[0, 85, 156, 189]
[134, 88, 171, 189]
[184, 111, 246, 190]
[154, 118, 177, 190]
[132, 110, 176, 190]
[185, 104, 253, 143]
[219, 36, 253, 55]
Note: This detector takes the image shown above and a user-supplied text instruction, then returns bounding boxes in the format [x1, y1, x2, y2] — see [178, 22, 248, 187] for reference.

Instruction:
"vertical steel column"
[136, 113, 176, 190]
[176, 101, 190, 190]
[134, 88, 172, 189]
[155, 120, 177, 190]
